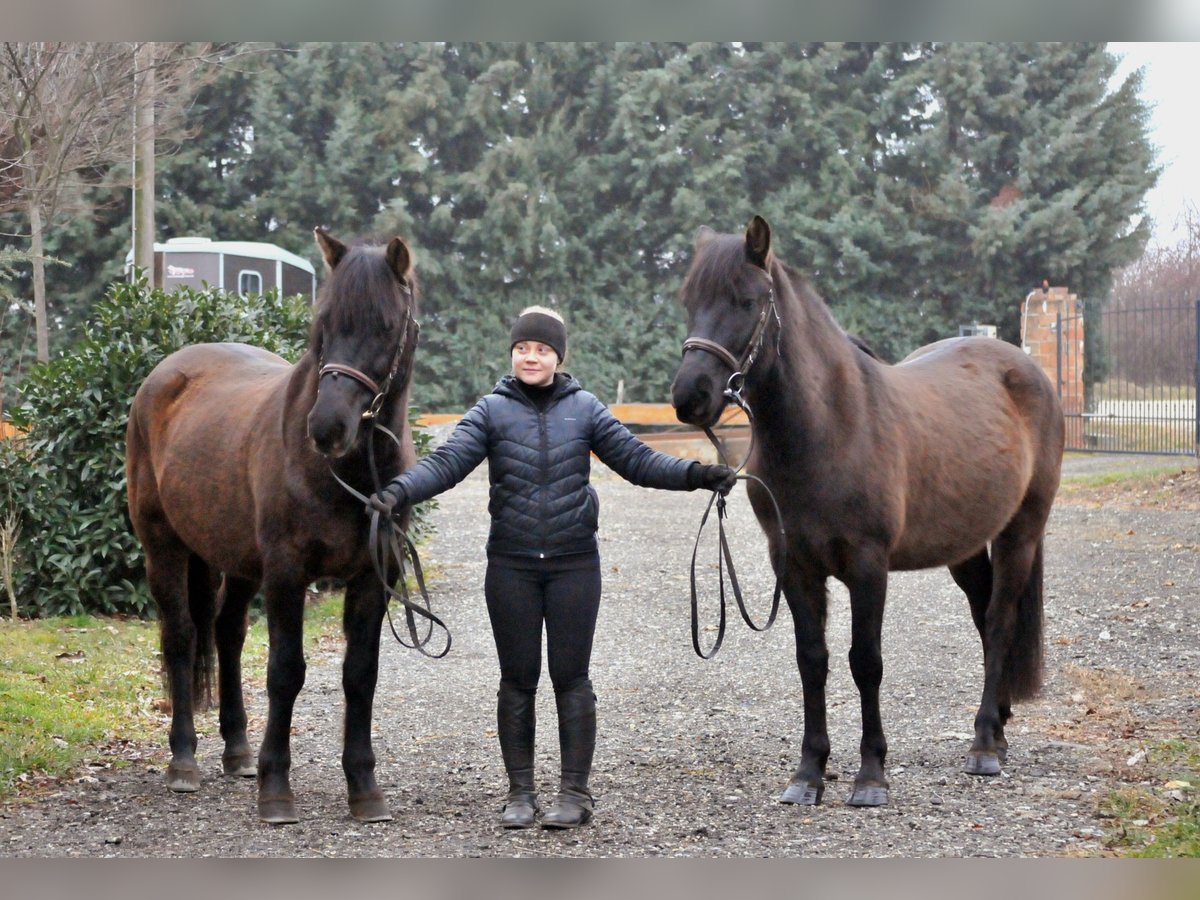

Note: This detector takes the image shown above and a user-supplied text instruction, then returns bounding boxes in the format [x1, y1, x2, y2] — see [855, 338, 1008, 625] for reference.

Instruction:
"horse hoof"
[258, 796, 299, 825]
[779, 781, 824, 805]
[222, 753, 257, 778]
[349, 795, 393, 823]
[965, 752, 1002, 776]
[846, 784, 889, 807]
[165, 763, 200, 793]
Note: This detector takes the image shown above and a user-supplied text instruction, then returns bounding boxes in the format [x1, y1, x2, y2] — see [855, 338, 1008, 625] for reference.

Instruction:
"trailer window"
[238, 270, 263, 297]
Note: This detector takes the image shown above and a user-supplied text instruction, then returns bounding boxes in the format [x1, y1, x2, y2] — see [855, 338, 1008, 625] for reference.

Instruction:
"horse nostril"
[672, 379, 711, 424]
[310, 418, 346, 455]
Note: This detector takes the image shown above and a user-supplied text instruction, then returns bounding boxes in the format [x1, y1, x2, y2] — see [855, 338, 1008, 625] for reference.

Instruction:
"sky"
[1110, 42, 1198, 248]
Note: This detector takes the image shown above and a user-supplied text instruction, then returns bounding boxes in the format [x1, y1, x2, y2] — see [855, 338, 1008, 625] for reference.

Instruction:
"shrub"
[3, 279, 310, 617]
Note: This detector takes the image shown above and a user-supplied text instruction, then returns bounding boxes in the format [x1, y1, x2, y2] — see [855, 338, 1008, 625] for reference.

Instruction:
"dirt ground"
[1, 453, 1197, 857]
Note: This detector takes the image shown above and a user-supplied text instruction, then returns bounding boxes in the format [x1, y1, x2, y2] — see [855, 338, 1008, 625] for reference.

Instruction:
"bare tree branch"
[0, 42, 228, 359]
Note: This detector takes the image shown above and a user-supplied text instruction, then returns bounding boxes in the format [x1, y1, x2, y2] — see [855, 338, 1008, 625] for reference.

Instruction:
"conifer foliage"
[4, 43, 1157, 407]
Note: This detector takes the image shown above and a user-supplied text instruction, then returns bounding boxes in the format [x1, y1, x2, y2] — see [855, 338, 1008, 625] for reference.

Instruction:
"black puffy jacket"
[388, 374, 700, 558]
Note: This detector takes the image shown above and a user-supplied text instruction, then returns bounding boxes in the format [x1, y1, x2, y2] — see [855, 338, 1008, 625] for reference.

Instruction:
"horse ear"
[385, 237, 413, 286]
[314, 227, 347, 270]
[694, 225, 718, 250]
[744, 215, 772, 268]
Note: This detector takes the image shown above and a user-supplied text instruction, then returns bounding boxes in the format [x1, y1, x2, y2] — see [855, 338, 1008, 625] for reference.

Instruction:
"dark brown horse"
[125, 228, 420, 824]
[671, 216, 1064, 807]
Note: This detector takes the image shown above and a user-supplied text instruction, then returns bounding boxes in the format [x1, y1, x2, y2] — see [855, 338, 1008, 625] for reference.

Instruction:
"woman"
[369, 306, 736, 830]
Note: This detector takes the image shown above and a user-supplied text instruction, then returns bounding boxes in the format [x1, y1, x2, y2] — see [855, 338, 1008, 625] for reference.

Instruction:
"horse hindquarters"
[127, 416, 214, 792]
[214, 576, 257, 777]
[966, 534, 1045, 776]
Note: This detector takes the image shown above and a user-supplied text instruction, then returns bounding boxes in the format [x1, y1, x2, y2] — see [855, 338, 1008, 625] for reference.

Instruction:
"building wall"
[223, 254, 275, 295]
[282, 263, 315, 301]
[159, 251, 220, 291]
[1021, 286, 1084, 447]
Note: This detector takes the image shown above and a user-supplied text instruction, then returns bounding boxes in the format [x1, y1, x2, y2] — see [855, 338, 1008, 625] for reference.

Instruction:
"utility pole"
[132, 42, 155, 280]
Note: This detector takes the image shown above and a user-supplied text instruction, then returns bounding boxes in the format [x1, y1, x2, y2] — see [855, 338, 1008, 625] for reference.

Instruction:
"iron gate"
[1056, 299, 1199, 456]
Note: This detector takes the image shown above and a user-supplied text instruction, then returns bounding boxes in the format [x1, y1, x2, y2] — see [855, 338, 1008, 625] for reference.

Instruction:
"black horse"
[671, 216, 1064, 807]
[126, 228, 420, 823]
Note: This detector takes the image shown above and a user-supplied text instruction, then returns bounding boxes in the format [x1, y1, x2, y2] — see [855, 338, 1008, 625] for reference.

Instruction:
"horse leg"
[215, 575, 257, 777]
[844, 561, 890, 807]
[144, 534, 203, 792]
[779, 569, 831, 806]
[965, 532, 1041, 777]
[341, 572, 392, 823]
[256, 574, 307, 824]
[949, 548, 1009, 761]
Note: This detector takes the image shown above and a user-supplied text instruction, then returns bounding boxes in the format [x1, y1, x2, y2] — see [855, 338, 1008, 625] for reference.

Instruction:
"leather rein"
[680, 282, 787, 660]
[320, 305, 452, 659]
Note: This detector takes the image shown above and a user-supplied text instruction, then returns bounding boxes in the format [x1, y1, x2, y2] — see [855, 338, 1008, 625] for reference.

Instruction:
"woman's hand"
[367, 483, 406, 516]
[699, 464, 738, 495]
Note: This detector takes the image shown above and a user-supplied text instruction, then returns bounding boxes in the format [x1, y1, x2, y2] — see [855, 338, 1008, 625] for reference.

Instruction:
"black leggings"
[484, 551, 601, 695]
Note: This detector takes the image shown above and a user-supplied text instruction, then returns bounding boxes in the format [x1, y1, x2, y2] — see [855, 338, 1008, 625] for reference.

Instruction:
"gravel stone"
[1, 454, 1195, 857]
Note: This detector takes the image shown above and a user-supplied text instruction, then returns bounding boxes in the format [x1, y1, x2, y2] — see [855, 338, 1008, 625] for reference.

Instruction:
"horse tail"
[1006, 539, 1045, 702]
[186, 556, 217, 711]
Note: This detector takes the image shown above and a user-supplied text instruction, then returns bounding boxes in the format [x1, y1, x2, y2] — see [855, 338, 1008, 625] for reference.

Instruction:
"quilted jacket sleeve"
[588, 395, 699, 490]
[385, 398, 491, 505]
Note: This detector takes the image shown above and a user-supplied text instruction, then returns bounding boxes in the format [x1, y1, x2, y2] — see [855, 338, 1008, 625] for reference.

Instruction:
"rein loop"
[688, 473, 785, 660]
[328, 423, 451, 659]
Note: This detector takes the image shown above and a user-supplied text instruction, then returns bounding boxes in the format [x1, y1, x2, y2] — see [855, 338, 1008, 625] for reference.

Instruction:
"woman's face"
[511, 341, 558, 386]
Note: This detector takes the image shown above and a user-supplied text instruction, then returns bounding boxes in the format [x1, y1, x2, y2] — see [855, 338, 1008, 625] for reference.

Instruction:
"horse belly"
[888, 456, 1029, 571]
[134, 348, 285, 580]
[150, 432, 264, 578]
[886, 341, 1046, 570]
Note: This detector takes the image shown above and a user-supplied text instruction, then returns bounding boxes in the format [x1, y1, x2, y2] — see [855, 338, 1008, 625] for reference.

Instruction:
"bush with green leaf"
[3, 279, 312, 617]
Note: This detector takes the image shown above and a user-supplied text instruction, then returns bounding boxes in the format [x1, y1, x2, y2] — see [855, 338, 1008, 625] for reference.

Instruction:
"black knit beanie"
[509, 311, 567, 362]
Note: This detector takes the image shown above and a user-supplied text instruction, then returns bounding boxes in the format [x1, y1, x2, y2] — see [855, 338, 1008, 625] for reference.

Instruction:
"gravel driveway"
[2, 454, 1197, 857]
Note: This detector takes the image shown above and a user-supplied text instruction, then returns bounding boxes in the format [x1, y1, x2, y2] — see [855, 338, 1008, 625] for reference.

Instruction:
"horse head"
[307, 227, 417, 458]
[671, 215, 777, 428]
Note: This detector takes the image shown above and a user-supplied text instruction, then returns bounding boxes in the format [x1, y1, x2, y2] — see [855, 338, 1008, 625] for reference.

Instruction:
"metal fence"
[1057, 299, 1199, 456]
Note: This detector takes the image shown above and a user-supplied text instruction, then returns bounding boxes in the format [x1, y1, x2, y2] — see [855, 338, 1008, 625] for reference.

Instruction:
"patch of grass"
[1059, 464, 1182, 491]
[0, 593, 346, 801]
[1101, 739, 1200, 857]
[0, 616, 163, 799]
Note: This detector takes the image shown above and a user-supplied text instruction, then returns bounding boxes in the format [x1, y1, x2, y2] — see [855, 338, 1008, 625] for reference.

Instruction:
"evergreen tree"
[3, 42, 1156, 411]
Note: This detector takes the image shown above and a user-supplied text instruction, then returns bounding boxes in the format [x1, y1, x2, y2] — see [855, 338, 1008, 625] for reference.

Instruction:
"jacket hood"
[493, 372, 582, 402]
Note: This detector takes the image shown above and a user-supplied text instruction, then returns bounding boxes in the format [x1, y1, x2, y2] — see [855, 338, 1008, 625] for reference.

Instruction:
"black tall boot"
[541, 680, 596, 830]
[496, 682, 539, 828]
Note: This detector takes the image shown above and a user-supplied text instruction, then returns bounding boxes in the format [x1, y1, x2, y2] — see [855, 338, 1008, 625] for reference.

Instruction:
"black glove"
[698, 463, 737, 496]
[367, 482, 406, 516]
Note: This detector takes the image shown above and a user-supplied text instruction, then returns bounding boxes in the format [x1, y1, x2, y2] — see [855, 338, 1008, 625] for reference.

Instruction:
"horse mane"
[847, 333, 884, 362]
[679, 233, 746, 311]
[682, 232, 873, 370]
[310, 242, 417, 344]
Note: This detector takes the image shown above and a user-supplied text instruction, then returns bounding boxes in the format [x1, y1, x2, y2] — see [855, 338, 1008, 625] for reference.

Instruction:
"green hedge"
[1, 279, 431, 618]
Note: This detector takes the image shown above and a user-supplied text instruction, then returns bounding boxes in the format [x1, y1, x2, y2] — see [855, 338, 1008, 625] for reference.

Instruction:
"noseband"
[317, 298, 419, 420]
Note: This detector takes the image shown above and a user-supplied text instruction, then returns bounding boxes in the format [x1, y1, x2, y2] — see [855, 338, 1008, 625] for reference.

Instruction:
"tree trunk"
[132, 42, 156, 278]
[29, 199, 48, 362]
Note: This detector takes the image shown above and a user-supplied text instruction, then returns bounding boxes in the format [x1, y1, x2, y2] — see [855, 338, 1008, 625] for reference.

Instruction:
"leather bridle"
[319, 293, 451, 658]
[317, 298, 419, 421]
[679, 276, 786, 660]
[681, 281, 780, 403]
